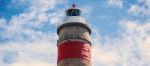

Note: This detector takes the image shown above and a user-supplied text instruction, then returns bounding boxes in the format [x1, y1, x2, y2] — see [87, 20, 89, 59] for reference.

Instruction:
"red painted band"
[57, 41, 91, 63]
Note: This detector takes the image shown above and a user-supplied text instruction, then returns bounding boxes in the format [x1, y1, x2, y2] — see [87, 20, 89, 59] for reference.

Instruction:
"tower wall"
[57, 23, 91, 66]
[57, 41, 91, 66]
[58, 25, 90, 45]
[57, 4, 92, 66]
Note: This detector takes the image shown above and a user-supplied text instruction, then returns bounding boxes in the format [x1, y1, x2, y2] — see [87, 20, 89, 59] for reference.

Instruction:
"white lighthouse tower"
[57, 4, 92, 66]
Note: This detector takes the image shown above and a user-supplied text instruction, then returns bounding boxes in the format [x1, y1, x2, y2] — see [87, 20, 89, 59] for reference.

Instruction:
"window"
[66, 9, 81, 16]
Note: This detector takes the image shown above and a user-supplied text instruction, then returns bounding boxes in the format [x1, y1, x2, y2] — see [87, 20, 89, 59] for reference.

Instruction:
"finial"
[72, 3, 76, 8]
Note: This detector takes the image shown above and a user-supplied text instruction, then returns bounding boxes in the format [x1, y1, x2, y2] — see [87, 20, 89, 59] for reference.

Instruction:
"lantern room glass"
[66, 9, 81, 16]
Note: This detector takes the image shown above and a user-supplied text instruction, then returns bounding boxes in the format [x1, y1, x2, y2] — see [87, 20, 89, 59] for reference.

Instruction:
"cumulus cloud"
[0, 18, 7, 26]
[0, 0, 66, 66]
[80, 6, 93, 16]
[119, 20, 150, 65]
[0, 41, 57, 66]
[92, 46, 119, 65]
[128, 5, 148, 16]
[108, 0, 123, 8]
[0, 0, 66, 43]
[91, 19, 150, 66]
[1, 0, 150, 66]
[10, 62, 55, 66]
[128, 0, 150, 16]
[128, 5, 141, 14]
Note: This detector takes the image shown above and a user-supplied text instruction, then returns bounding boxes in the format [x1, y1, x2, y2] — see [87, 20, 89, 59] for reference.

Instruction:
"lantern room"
[66, 4, 82, 16]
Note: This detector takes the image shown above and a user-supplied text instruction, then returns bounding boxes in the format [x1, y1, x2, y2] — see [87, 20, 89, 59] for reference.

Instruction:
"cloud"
[91, 19, 150, 66]
[0, 18, 7, 35]
[10, 62, 55, 66]
[1, 0, 150, 66]
[108, 0, 123, 8]
[92, 46, 119, 65]
[0, 18, 7, 26]
[128, 5, 141, 14]
[128, 5, 148, 16]
[0, 41, 57, 66]
[141, 37, 150, 62]
[0, 0, 66, 66]
[0, 0, 66, 43]
[80, 6, 93, 16]
[128, 0, 150, 16]
[120, 19, 150, 65]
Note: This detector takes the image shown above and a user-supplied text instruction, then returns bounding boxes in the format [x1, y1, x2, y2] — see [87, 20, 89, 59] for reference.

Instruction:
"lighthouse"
[57, 4, 92, 66]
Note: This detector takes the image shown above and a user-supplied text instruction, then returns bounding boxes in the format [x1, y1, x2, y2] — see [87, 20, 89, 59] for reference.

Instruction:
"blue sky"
[0, 0, 150, 66]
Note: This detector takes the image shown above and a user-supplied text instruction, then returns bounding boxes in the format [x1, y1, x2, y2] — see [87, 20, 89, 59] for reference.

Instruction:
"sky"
[0, 0, 150, 66]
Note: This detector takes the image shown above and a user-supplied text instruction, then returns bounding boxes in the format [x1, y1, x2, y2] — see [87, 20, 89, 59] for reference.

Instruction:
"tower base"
[58, 58, 91, 66]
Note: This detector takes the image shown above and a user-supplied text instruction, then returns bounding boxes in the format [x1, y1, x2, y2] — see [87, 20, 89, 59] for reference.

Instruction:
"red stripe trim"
[57, 41, 91, 63]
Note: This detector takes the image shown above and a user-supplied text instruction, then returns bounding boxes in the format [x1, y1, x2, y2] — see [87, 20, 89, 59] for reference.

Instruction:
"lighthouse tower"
[57, 4, 92, 66]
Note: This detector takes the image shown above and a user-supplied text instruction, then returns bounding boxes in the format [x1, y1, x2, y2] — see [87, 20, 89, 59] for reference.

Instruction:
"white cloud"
[0, 18, 7, 26]
[128, 5, 141, 14]
[92, 46, 119, 65]
[1, 0, 150, 66]
[0, 0, 66, 66]
[0, 18, 7, 34]
[0, 41, 57, 66]
[141, 37, 150, 62]
[9, 0, 66, 26]
[108, 0, 123, 8]
[10, 62, 55, 66]
[128, 5, 148, 16]
[128, 0, 150, 16]
[91, 19, 150, 66]
[80, 6, 92, 15]
[118, 19, 150, 65]
[0, 0, 66, 43]
[139, 0, 150, 6]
